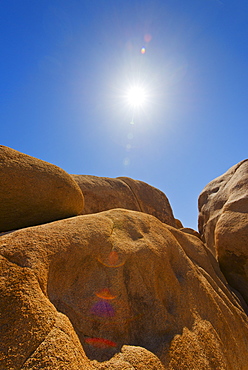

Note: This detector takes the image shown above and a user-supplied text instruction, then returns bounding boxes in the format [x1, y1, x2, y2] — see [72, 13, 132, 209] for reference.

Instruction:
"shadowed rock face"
[198, 159, 248, 304]
[72, 175, 177, 228]
[1, 209, 248, 369]
[0, 145, 84, 232]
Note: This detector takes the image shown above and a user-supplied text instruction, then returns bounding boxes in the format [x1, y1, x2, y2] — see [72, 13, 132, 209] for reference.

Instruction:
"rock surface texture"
[198, 159, 248, 305]
[0, 146, 84, 232]
[1, 210, 248, 369]
[72, 175, 177, 228]
[1, 147, 248, 370]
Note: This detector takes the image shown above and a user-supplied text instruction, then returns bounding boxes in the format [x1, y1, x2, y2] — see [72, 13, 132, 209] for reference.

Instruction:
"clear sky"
[1, 0, 247, 230]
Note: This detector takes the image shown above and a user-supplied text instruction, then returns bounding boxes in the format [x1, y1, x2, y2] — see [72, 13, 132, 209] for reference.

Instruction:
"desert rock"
[198, 159, 248, 304]
[1, 209, 248, 369]
[72, 174, 177, 227]
[0, 145, 84, 232]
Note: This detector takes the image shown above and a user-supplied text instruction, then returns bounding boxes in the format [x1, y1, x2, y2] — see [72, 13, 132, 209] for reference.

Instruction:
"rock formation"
[0, 146, 84, 232]
[1, 209, 248, 369]
[0, 146, 248, 370]
[72, 175, 177, 227]
[199, 159, 248, 305]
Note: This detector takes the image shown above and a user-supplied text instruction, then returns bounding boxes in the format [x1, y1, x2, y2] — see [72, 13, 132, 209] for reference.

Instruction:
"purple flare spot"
[91, 300, 115, 318]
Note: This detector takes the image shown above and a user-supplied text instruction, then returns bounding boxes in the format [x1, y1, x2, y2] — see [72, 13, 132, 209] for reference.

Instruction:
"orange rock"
[0, 146, 84, 232]
[1, 209, 248, 369]
[198, 159, 248, 304]
[72, 175, 177, 227]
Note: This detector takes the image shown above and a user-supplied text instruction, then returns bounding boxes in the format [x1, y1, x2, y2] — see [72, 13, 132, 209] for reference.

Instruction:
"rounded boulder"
[72, 174, 177, 227]
[0, 145, 84, 232]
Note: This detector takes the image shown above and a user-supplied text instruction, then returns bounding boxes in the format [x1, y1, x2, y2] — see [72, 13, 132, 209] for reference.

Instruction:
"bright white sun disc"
[126, 86, 147, 108]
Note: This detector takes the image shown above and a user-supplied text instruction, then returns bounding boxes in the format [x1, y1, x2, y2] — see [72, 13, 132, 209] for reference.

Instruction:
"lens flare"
[141, 47, 146, 54]
[85, 337, 117, 348]
[91, 300, 115, 318]
[95, 288, 117, 300]
[144, 33, 152, 43]
[97, 251, 125, 268]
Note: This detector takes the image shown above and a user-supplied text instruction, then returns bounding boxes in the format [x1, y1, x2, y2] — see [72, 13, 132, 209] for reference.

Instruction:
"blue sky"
[1, 0, 247, 230]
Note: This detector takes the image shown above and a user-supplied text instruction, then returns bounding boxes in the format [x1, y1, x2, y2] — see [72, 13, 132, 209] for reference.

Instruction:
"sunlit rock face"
[72, 175, 177, 228]
[1, 209, 248, 369]
[0, 145, 84, 233]
[1, 146, 248, 369]
[198, 159, 248, 304]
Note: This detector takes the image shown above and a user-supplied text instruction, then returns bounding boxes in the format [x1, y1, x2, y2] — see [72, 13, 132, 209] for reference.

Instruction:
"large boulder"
[198, 159, 248, 303]
[1, 209, 248, 369]
[0, 146, 84, 232]
[72, 175, 177, 227]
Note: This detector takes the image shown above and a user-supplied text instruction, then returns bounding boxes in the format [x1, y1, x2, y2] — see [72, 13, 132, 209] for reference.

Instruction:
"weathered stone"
[1, 209, 248, 369]
[72, 175, 177, 227]
[198, 159, 248, 304]
[179, 227, 202, 239]
[0, 146, 84, 232]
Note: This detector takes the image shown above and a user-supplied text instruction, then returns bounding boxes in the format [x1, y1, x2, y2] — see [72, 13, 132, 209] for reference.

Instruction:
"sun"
[125, 85, 147, 109]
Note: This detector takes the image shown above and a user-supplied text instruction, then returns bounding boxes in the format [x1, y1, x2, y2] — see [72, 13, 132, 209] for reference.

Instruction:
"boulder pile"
[0, 145, 248, 370]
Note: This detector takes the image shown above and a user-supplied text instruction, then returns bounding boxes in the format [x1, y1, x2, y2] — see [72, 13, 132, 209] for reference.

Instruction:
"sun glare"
[125, 85, 147, 109]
